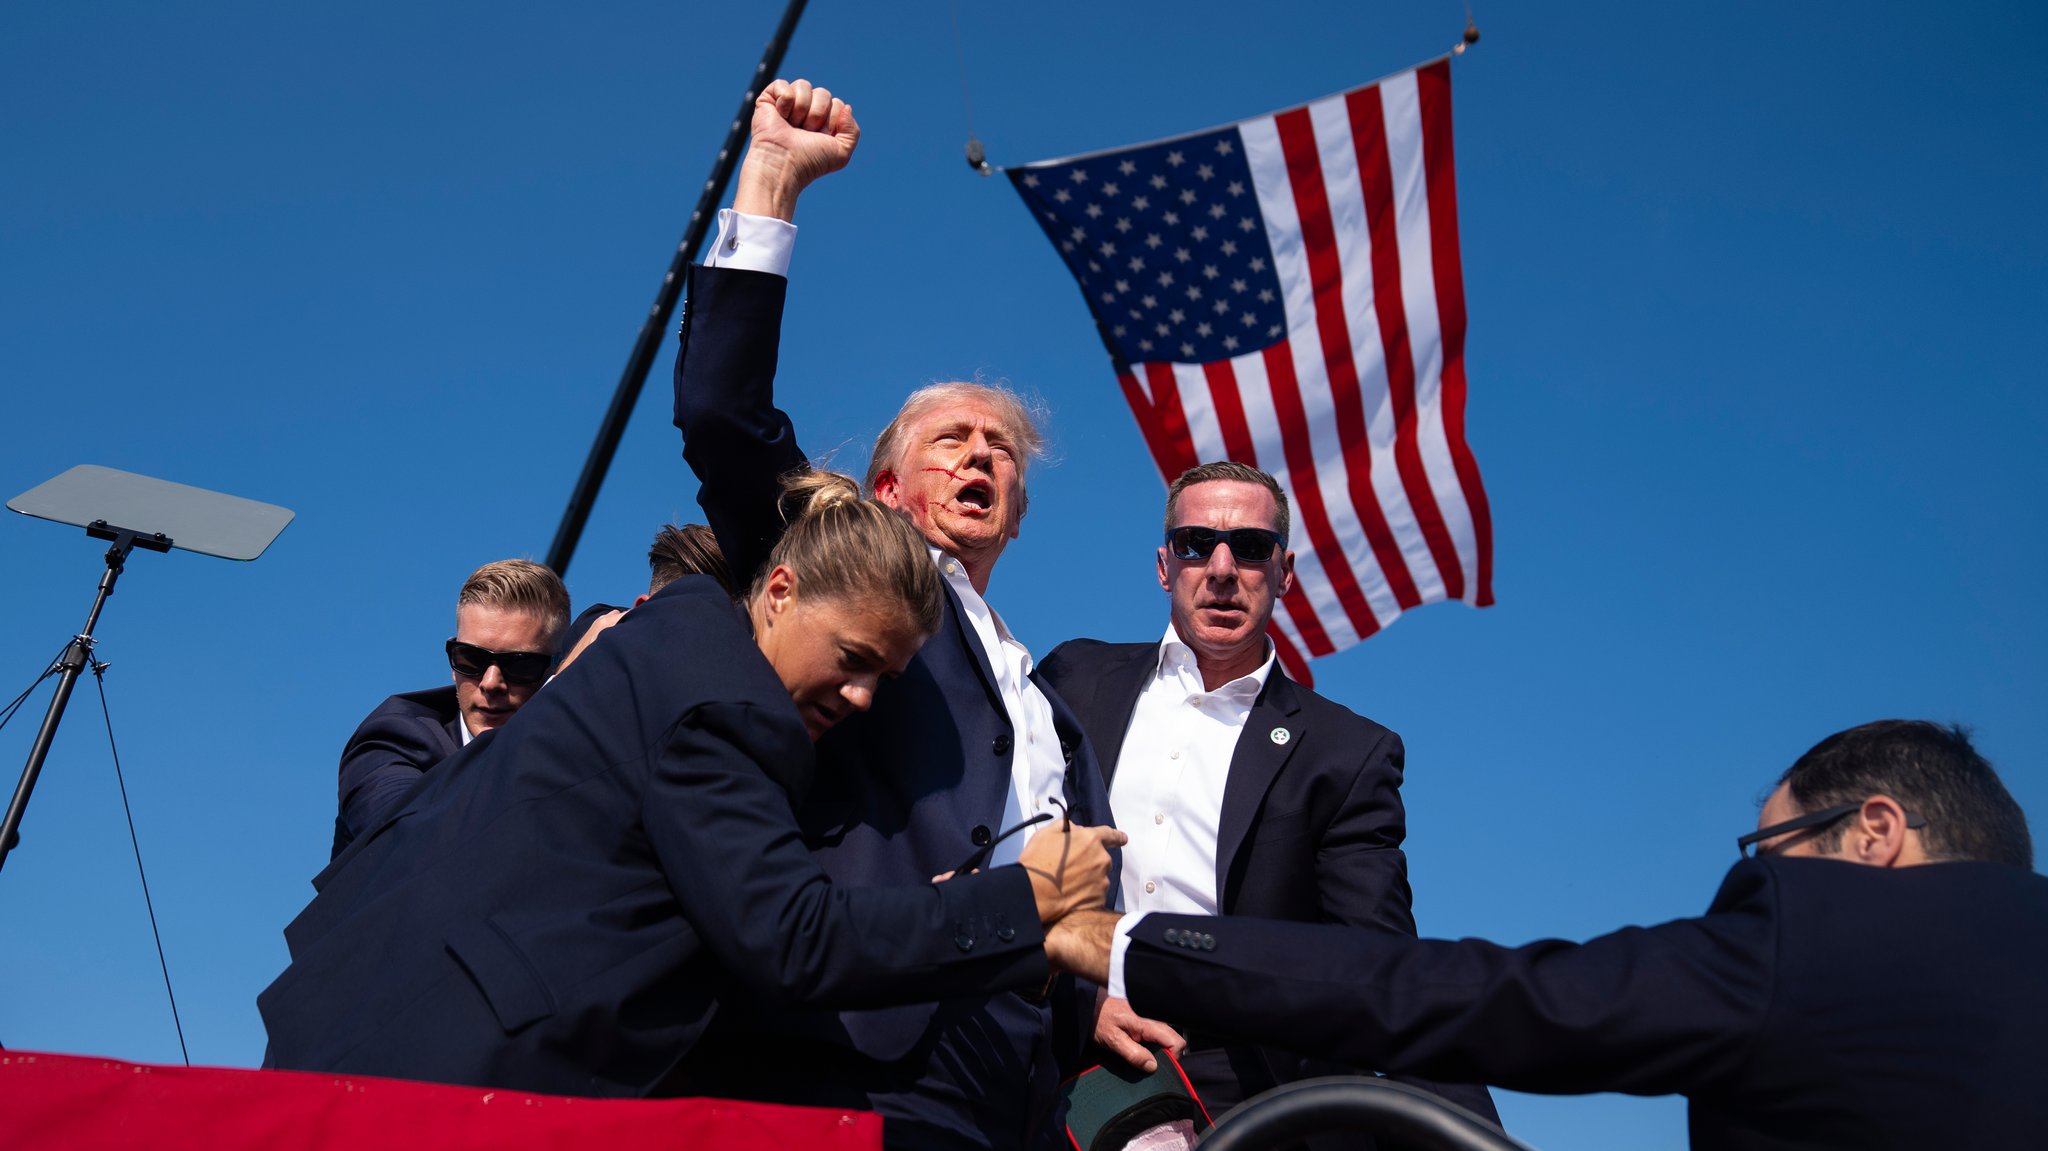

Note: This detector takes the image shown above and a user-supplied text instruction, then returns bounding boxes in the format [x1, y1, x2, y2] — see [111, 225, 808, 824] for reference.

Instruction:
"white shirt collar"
[1154, 622, 1274, 702]
[932, 545, 1026, 651]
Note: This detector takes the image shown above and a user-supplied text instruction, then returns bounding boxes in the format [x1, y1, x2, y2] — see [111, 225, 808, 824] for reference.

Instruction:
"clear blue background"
[2, 3, 2042, 1147]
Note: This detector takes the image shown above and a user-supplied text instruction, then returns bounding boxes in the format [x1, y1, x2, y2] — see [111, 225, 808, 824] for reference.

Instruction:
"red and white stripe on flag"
[1011, 59, 1493, 685]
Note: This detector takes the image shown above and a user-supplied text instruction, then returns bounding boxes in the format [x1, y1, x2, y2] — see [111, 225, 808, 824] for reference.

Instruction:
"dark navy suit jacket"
[1038, 640, 1497, 1131]
[558, 601, 628, 664]
[1126, 857, 2048, 1149]
[260, 579, 1050, 1098]
[331, 684, 464, 859]
[671, 263, 1115, 1147]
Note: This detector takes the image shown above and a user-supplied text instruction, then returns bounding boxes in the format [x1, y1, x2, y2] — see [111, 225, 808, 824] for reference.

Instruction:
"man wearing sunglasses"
[1053, 720, 2045, 1150]
[1038, 461, 1498, 1133]
[331, 559, 569, 858]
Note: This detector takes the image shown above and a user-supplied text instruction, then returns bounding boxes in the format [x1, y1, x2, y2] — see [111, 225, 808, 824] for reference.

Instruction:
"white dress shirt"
[1110, 625, 1274, 916]
[703, 208, 796, 276]
[935, 550, 1070, 866]
[1106, 627, 1274, 996]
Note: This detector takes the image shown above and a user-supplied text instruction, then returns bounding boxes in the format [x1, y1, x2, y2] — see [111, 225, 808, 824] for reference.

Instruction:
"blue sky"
[2, 3, 2042, 1147]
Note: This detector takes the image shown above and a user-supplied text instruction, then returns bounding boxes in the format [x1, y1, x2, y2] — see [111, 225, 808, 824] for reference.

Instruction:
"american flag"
[1009, 58, 1493, 684]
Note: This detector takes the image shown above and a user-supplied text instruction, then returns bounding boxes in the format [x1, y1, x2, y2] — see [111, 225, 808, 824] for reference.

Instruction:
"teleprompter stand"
[1, 465, 293, 873]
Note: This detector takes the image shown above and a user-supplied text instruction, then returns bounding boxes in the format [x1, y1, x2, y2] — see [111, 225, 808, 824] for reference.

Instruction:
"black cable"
[0, 646, 69, 735]
[92, 660, 190, 1066]
[950, 0, 991, 174]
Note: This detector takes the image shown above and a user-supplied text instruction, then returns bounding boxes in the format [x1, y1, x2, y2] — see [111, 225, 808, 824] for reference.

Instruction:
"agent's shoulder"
[1276, 676, 1396, 744]
[1041, 637, 1151, 680]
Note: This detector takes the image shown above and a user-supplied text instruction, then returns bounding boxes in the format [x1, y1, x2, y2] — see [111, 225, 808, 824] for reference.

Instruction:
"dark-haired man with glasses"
[1051, 719, 2045, 1150]
[1039, 461, 1498, 1133]
[330, 558, 569, 858]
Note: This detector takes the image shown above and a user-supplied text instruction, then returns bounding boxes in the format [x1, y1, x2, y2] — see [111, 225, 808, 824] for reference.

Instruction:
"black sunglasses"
[1736, 801, 1926, 858]
[445, 638, 554, 686]
[1164, 526, 1286, 564]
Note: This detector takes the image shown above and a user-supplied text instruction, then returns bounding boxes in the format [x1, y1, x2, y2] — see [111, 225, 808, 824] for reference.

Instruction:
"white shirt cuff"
[1106, 912, 1142, 1000]
[703, 208, 796, 277]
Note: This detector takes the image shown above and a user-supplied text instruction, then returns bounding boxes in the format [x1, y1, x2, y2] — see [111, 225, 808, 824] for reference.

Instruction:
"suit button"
[1163, 928, 1180, 945]
[996, 915, 1016, 943]
[971, 825, 993, 847]
[1201, 934, 1216, 951]
[993, 734, 1013, 756]
[954, 923, 975, 952]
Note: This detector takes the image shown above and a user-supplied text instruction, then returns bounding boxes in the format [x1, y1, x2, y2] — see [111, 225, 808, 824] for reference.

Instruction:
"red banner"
[1, 1050, 882, 1151]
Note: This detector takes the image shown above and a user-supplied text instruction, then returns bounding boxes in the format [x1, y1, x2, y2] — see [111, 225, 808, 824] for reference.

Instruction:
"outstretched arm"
[1121, 882, 1777, 1099]
[674, 79, 858, 586]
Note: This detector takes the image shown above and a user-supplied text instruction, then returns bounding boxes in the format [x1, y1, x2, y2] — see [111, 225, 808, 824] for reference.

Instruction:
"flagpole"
[545, 0, 809, 577]
[1005, 47, 1467, 173]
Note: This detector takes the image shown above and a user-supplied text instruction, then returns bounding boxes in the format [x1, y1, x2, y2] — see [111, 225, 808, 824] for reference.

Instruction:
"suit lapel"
[1214, 670, 1304, 905]
[1079, 646, 1156, 789]
[942, 582, 1009, 720]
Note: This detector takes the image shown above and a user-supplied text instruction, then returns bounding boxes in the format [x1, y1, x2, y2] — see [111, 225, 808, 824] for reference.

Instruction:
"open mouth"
[953, 480, 993, 512]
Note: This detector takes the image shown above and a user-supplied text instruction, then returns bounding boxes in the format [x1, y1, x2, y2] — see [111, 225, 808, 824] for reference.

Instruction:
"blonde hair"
[753, 470, 944, 636]
[457, 559, 571, 645]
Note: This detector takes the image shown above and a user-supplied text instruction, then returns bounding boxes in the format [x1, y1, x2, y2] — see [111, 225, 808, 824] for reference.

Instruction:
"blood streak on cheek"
[916, 466, 993, 513]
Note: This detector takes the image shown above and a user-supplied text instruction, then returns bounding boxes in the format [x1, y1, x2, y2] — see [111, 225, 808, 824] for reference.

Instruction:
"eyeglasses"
[445, 638, 554, 686]
[1164, 526, 1286, 564]
[1736, 802, 1926, 858]
[954, 812, 1054, 875]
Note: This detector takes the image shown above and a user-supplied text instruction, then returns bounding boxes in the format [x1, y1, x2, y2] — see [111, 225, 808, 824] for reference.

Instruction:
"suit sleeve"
[645, 699, 1053, 1008]
[336, 710, 447, 853]
[1125, 865, 1779, 1098]
[1313, 725, 1415, 936]
[671, 263, 810, 590]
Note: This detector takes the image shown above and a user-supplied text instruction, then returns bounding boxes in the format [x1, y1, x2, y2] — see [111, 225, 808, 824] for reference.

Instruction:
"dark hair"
[1781, 720, 2032, 868]
[1165, 461, 1291, 541]
[751, 469, 944, 638]
[648, 523, 734, 599]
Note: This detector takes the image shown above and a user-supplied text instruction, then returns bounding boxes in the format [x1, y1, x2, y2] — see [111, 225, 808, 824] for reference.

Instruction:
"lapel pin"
[1270, 727, 1291, 746]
